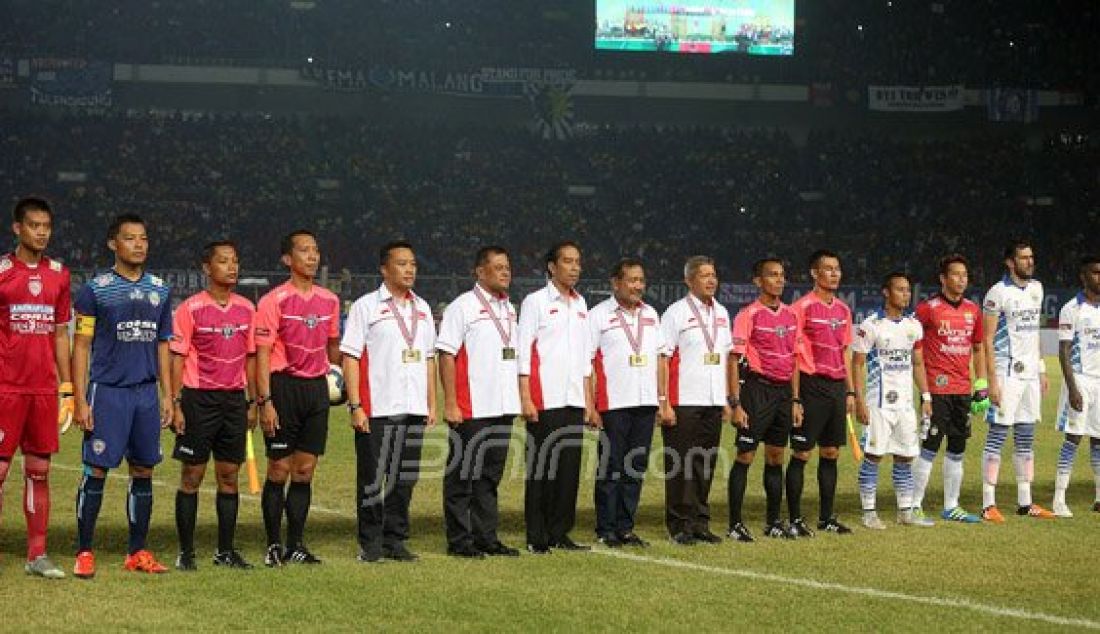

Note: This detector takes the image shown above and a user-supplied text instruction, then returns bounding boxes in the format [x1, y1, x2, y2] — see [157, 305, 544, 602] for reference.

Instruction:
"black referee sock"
[215, 492, 239, 553]
[728, 461, 750, 525]
[786, 456, 807, 520]
[262, 479, 286, 546]
[175, 490, 199, 554]
[818, 457, 838, 522]
[763, 464, 783, 525]
[285, 481, 312, 549]
[76, 474, 106, 552]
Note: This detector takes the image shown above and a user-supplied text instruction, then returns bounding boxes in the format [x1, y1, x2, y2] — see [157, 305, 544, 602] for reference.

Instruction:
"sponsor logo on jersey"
[129, 288, 145, 302]
[116, 319, 159, 343]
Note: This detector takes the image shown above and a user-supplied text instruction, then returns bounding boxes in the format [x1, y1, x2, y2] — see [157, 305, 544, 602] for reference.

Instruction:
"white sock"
[943, 453, 964, 510]
[912, 453, 934, 509]
[1054, 472, 1070, 506]
[1014, 453, 1034, 508]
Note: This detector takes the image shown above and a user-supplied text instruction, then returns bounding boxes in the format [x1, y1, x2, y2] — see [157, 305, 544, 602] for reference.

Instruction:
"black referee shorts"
[735, 374, 793, 451]
[172, 388, 248, 464]
[791, 373, 847, 451]
[265, 372, 330, 459]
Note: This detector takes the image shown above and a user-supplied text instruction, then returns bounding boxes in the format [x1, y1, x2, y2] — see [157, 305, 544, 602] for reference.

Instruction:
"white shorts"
[865, 406, 919, 458]
[985, 373, 1042, 427]
[1056, 376, 1100, 439]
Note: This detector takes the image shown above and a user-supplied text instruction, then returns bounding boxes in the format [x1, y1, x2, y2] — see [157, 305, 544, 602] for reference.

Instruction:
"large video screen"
[595, 1, 794, 55]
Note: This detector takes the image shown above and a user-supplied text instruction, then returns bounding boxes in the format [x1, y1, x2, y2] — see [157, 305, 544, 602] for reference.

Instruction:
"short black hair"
[881, 271, 911, 290]
[380, 240, 414, 266]
[545, 240, 581, 268]
[13, 196, 52, 223]
[475, 245, 509, 269]
[809, 249, 839, 270]
[611, 257, 644, 280]
[202, 240, 238, 264]
[280, 229, 316, 256]
[752, 257, 784, 278]
[938, 253, 968, 277]
[1003, 239, 1032, 260]
[1079, 254, 1100, 272]
[108, 213, 145, 241]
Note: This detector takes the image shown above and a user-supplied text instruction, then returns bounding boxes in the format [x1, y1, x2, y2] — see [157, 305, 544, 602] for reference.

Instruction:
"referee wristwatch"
[347, 402, 362, 413]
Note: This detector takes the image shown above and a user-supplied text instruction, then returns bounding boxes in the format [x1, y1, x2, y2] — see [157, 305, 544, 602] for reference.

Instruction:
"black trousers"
[661, 405, 723, 536]
[524, 406, 584, 548]
[356, 415, 426, 550]
[443, 415, 514, 550]
[594, 406, 656, 537]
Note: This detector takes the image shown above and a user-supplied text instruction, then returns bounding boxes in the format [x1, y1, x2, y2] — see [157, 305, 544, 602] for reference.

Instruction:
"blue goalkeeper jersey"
[73, 269, 172, 387]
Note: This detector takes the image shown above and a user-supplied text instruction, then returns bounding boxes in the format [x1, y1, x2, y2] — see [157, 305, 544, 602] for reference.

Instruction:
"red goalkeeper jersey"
[914, 294, 983, 395]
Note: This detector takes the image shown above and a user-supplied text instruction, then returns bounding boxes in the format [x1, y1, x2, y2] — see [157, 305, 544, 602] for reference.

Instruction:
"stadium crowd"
[1, 0, 1095, 91]
[0, 110, 1093, 289]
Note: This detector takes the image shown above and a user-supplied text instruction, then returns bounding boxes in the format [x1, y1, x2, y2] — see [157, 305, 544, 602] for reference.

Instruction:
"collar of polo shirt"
[546, 280, 578, 302]
[378, 282, 416, 304]
[475, 282, 508, 301]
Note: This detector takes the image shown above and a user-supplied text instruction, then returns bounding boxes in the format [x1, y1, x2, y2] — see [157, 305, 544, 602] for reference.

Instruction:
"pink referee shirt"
[791, 291, 852, 380]
[256, 281, 340, 379]
[731, 300, 798, 383]
[171, 291, 255, 390]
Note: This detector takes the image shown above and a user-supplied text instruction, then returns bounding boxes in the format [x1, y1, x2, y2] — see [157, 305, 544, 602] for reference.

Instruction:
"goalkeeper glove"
[970, 378, 990, 414]
[58, 381, 75, 434]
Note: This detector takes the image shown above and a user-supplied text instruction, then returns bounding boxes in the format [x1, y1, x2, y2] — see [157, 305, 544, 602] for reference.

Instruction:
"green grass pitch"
[2, 359, 1099, 631]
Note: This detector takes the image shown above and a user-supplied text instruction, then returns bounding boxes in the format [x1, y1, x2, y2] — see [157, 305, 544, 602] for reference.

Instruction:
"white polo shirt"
[661, 294, 732, 407]
[589, 297, 667, 412]
[436, 284, 521, 419]
[517, 281, 591, 410]
[340, 284, 436, 418]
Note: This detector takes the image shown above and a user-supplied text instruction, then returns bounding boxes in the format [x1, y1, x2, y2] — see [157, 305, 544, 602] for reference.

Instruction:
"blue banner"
[29, 58, 112, 107]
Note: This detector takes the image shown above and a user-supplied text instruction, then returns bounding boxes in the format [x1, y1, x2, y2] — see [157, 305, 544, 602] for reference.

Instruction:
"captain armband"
[75, 315, 96, 336]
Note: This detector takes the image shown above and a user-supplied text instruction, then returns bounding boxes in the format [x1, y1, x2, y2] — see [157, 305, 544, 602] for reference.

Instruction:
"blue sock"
[892, 462, 913, 510]
[76, 473, 106, 552]
[1058, 439, 1079, 476]
[858, 459, 879, 512]
[127, 478, 154, 555]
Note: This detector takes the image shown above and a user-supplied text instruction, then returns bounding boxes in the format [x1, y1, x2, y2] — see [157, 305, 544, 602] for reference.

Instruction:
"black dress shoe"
[383, 543, 420, 562]
[447, 544, 486, 559]
[596, 534, 623, 548]
[618, 532, 649, 548]
[175, 550, 197, 572]
[479, 541, 520, 557]
[693, 530, 723, 544]
[551, 536, 591, 551]
[526, 543, 551, 555]
[670, 532, 697, 546]
[357, 545, 384, 563]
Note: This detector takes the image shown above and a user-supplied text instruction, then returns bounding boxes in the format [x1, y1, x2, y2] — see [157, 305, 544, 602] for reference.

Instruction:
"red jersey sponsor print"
[171, 291, 256, 390]
[256, 281, 340, 379]
[732, 300, 798, 383]
[791, 292, 852, 380]
[0, 254, 71, 394]
[914, 294, 983, 395]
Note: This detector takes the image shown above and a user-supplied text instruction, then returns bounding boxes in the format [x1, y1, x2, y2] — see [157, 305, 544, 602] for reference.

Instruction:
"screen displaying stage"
[595, 0, 794, 55]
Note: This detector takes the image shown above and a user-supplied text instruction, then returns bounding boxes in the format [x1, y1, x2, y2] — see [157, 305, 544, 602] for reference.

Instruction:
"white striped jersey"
[851, 310, 923, 410]
[1058, 293, 1100, 379]
[983, 276, 1044, 379]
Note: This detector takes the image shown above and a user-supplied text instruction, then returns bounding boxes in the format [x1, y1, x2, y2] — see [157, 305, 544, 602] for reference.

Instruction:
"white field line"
[592, 549, 1100, 630]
